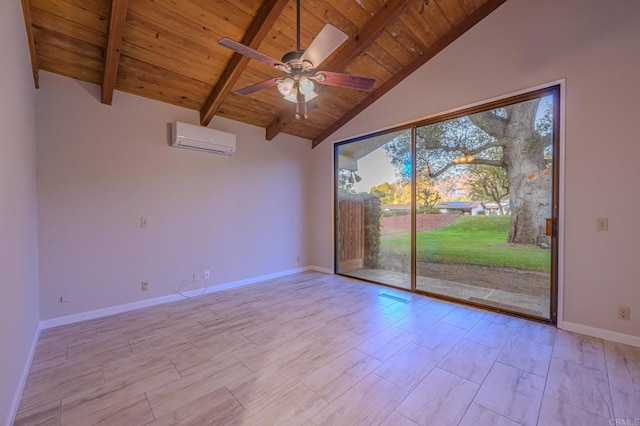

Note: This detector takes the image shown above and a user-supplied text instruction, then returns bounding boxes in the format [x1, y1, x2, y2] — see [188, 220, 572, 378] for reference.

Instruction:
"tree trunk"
[506, 167, 551, 244]
[502, 99, 551, 244]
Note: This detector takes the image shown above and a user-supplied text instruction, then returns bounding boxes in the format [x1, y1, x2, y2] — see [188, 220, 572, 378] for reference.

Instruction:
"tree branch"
[468, 111, 508, 139]
[429, 158, 503, 179]
[420, 135, 506, 154]
[467, 141, 506, 154]
[469, 158, 504, 167]
[429, 162, 457, 178]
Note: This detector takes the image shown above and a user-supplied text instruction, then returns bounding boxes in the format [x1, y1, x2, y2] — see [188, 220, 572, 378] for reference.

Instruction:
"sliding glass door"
[334, 87, 559, 321]
[414, 92, 557, 319]
[335, 129, 412, 290]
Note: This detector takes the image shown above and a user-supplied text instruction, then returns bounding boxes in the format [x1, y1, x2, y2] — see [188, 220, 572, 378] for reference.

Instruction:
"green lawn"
[381, 215, 550, 271]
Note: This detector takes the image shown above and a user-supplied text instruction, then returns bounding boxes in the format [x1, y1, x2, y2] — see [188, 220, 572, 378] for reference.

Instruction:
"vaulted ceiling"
[21, 0, 507, 146]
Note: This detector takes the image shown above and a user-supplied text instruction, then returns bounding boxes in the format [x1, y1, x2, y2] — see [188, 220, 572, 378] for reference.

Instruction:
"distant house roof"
[435, 201, 482, 211]
[484, 201, 510, 210]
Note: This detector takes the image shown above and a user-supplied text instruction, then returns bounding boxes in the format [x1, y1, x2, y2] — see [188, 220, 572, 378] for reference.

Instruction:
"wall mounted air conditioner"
[171, 121, 236, 155]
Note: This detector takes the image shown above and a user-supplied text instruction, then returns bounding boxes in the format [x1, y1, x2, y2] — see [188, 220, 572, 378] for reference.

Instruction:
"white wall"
[37, 72, 311, 320]
[0, 1, 40, 423]
[309, 0, 640, 341]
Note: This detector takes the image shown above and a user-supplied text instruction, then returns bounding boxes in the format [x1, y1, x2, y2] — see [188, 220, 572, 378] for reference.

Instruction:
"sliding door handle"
[545, 218, 556, 237]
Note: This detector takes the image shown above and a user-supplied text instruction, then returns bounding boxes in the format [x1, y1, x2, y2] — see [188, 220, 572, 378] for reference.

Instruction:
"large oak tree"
[384, 98, 553, 244]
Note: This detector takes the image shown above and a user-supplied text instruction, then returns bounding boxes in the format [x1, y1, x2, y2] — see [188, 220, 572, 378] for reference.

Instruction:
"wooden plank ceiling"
[23, 0, 507, 146]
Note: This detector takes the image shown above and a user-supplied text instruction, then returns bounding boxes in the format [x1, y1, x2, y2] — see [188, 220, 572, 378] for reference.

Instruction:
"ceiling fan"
[217, 0, 376, 120]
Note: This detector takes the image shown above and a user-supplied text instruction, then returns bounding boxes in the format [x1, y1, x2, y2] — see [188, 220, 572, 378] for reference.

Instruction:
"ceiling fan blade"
[315, 71, 376, 91]
[300, 24, 348, 68]
[234, 78, 280, 96]
[218, 38, 287, 69]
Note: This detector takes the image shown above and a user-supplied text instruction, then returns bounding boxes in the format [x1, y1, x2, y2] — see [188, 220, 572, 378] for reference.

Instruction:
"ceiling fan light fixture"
[283, 86, 298, 103]
[299, 77, 317, 100]
[277, 77, 295, 96]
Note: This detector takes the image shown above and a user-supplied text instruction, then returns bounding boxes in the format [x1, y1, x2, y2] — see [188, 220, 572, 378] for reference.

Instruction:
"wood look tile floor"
[15, 272, 640, 425]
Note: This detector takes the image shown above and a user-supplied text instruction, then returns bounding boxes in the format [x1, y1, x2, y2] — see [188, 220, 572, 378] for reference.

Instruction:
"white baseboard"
[308, 265, 333, 274]
[558, 320, 640, 347]
[39, 293, 186, 329]
[179, 266, 316, 297]
[40, 266, 326, 330]
[8, 323, 41, 426]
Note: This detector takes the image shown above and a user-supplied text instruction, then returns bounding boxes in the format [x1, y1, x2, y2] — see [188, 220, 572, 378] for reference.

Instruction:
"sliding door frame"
[333, 84, 561, 324]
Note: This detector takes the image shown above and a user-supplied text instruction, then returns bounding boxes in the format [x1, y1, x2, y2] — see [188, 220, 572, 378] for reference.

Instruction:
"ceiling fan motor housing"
[281, 50, 313, 72]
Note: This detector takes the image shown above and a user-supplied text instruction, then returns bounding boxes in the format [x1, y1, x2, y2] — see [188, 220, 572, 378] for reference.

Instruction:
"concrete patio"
[345, 268, 550, 319]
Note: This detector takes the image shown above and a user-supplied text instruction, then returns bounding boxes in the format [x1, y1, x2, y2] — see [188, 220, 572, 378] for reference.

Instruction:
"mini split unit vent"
[171, 121, 236, 155]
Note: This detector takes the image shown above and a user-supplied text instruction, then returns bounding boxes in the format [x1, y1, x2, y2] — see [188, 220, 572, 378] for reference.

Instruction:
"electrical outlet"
[204, 270, 210, 279]
[141, 281, 149, 291]
[617, 306, 630, 321]
[296, 255, 301, 264]
[192, 272, 198, 282]
[59, 295, 69, 303]
[140, 217, 148, 228]
[596, 217, 608, 231]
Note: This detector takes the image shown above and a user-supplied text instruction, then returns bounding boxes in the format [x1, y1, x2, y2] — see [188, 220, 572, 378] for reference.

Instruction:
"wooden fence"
[337, 195, 381, 272]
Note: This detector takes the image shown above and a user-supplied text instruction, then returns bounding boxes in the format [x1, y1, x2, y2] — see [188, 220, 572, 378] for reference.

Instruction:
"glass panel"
[336, 129, 412, 290]
[412, 95, 554, 319]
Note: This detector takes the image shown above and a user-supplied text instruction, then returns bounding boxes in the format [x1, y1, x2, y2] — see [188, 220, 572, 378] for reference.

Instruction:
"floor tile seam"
[59, 373, 153, 413]
[342, 372, 413, 423]
[216, 351, 253, 374]
[295, 381, 331, 423]
[601, 343, 620, 420]
[462, 332, 511, 352]
[474, 397, 527, 426]
[305, 359, 379, 404]
[357, 335, 415, 362]
[468, 358, 547, 425]
[409, 333, 459, 358]
[507, 332, 555, 349]
[492, 360, 547, 425]
[143, 392, 157, 422]
[368, 372, 414, 408]
[602, 344, 633, 383]
[550, 353, 610, 375]
[168, 359, 183, 379]
[15, 396, 63, 422]
[445, 362, 486, 425]
[243, 378, 304, 413]
[382, 409, 417, 426]
[451, 337, 503, 357]
[432, 362, 485, 388]
[542, 394, 611, 422]
[432, 319, 470, 333]
[440, 317, 482, 330]
[352, 347, 385, 365]
[556, 339, 608, 366]
[224, 385, 249, 413]
[543, 360, 615, 419]
[496, 354, 551, 380]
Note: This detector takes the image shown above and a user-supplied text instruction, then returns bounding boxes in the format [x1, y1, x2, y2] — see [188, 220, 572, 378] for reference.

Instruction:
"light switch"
[596, 217, 608, 231]
[140, 217, 148, 228]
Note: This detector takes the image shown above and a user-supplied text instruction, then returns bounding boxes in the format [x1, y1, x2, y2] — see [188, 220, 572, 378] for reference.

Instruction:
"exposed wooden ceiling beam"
[200, 0, 288, 126]
[101, 0, 129, 105]
[312, 0, 509, 148]
[265, 0, 413, 141]
[20, 0, 39, 88]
